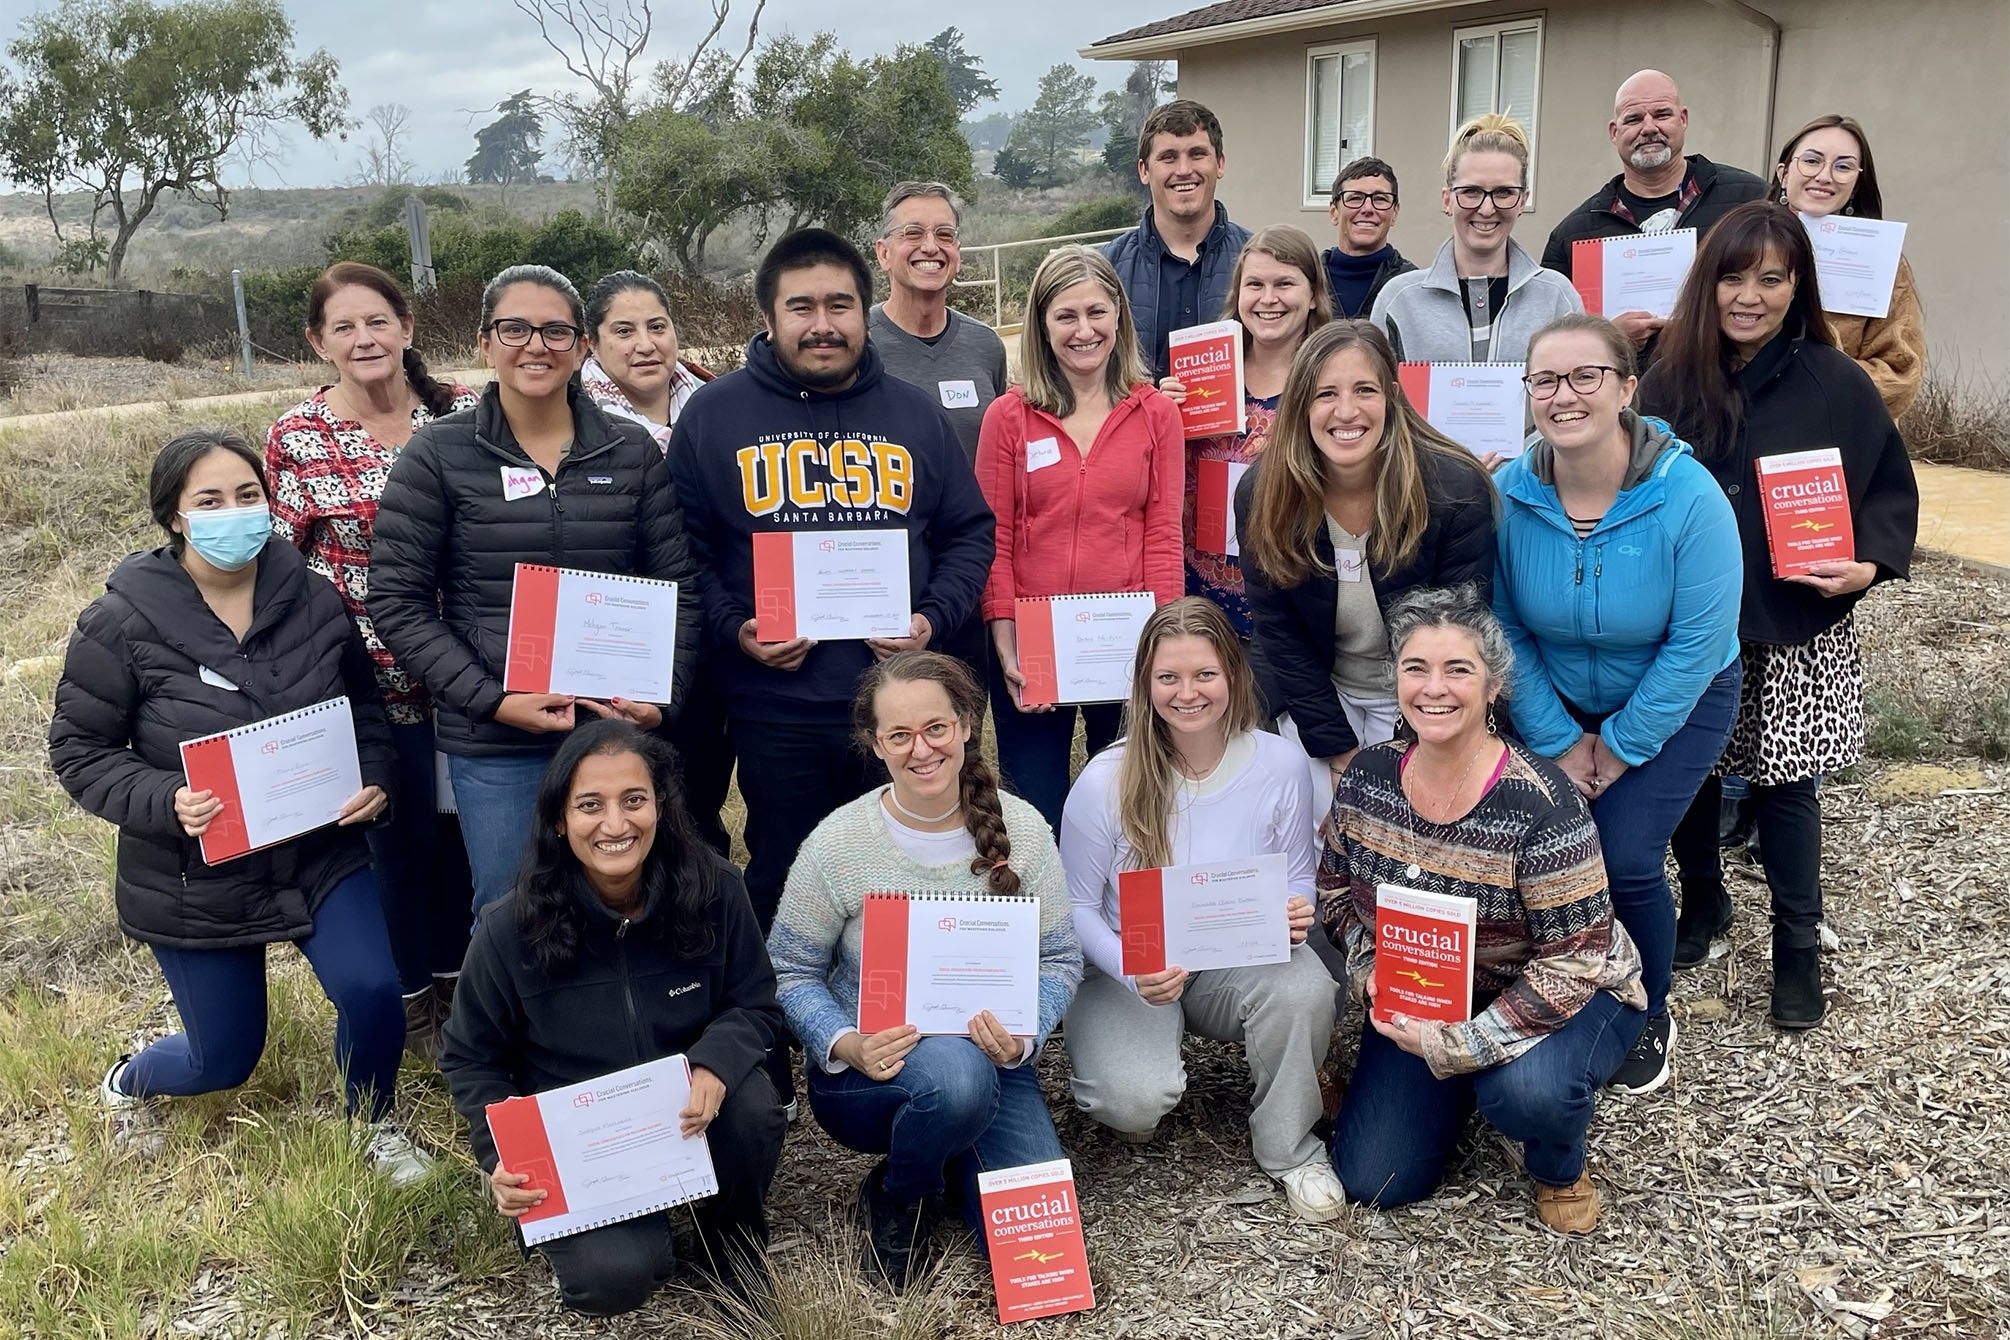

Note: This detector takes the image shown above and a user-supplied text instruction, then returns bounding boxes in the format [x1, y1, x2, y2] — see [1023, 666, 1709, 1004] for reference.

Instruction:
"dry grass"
[1899, 373, 2010, 473]
[0, 353, 323, 419]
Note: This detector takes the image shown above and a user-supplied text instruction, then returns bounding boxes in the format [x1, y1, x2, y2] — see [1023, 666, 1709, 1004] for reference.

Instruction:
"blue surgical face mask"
[180, 503, 272, 571]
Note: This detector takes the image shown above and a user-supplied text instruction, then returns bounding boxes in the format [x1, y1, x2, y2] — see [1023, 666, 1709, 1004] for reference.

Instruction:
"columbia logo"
[667, 982, 700, 998]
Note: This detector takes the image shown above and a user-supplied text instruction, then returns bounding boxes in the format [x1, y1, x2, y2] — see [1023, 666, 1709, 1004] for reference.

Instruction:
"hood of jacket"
[1520, 408, 1687, 493]
[741, 330, 888, 405]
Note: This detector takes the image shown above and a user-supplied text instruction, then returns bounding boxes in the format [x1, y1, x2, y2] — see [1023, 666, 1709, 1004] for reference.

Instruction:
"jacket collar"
[107, 540, 309, 685]
[473, 380, 626, 468]
[1592, 154, 1720, 222]
[1506, 411, 1691, 528]
[1138, 200, 1234, 260]
[742, 331, 886, 402]
[1733, 320, 1805, 397]
[1418, 236, 1543, 295]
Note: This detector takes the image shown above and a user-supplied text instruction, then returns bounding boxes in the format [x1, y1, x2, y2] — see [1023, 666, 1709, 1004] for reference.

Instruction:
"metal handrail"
[952, 226, 1131, 328]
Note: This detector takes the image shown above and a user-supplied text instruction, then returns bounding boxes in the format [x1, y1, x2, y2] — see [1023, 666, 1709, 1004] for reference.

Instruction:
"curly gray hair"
[1383, 584, 1514, 694]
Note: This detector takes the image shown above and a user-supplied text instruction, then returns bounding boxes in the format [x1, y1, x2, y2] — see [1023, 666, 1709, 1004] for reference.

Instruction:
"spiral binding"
[1018, 592, 1157, 606]
[866, 892, 1040, 906]
[185, 696, 348, 748]
[518, 562, 675, 588]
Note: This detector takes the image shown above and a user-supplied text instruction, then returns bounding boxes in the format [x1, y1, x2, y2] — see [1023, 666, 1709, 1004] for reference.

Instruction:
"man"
[869, 181, 1009, 467]
[671, 228, 995, 936]
[1102, 99, 1252, 381]
[1321, 156, 1417, 320]
[1540, 69, 1767, 348]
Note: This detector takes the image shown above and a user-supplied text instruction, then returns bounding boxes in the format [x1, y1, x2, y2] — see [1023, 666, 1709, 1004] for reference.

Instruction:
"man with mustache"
[1540, 69, 1767, 350]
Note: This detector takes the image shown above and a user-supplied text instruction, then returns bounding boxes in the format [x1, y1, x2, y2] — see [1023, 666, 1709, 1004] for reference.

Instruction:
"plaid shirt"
[266, 385, 481, 724]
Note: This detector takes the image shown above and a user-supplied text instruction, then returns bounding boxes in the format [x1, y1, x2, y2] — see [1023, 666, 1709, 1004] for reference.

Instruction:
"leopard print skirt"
[1717, 615, 1864, 787]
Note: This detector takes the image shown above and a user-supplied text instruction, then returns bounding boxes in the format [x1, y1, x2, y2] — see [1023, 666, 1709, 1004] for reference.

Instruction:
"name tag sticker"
[1026, 437, 1063, 473]
[939, 379, 980, 409]
[198, 665, 241, 691]
[1337, 548, 1365, 583]
[501, 466, 543, 501]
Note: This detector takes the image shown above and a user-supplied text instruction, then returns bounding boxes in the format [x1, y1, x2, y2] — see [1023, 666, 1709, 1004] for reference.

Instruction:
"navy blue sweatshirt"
[670, 335, 995, 722]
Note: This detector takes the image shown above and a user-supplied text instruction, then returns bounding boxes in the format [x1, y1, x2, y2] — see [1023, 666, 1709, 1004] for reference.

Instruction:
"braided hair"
[306, 262, 459, 418]
[852, 651, 1020, 894]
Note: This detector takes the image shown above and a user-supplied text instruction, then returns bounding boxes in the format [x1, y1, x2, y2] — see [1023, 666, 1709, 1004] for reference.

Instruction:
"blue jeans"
[1573, 663, 1741, 1016]
[366, 720, 474, 991]
[123, 870, 405, 1120]
[1333, 990, 1644, 1204]
[807, 1036, 1064, 1242]
[985, 650, 1122, 835]
[447, 751, 554, 912]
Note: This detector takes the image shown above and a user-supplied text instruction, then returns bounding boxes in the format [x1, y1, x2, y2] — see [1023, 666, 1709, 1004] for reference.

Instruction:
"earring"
[1486, 702, 1499, 736]
[1843, 203, 1855, 216]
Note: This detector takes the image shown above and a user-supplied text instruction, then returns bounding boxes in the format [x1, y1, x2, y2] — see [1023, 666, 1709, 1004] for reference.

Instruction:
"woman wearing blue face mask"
[48, 429, 430, 1182]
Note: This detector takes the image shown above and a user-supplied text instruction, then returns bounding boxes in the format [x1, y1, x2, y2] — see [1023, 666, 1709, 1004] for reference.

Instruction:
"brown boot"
[1533, 1171, 1600, 1234]
[401, 989, 439, 1064]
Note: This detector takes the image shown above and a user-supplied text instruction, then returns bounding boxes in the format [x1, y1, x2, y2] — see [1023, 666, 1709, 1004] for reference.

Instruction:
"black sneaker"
[856, 1159, 937, 1289]
[1770, 943, 1826, 1030]
[1607, 1012, 1676, 1095]
[1673, 880, 1733, 970]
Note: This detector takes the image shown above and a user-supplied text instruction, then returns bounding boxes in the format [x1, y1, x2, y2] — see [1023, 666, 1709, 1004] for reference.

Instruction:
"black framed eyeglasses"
[485, 319, 583, 350]
[1523, 365, 1619, 399]
[1336, 190, 1396, 210]
[1449, 185, 1527, 211]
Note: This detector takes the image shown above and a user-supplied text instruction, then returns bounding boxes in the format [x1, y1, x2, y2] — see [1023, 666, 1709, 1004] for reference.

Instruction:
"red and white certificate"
[503, 564, 679, 704]
[1193, 458, 1251, 556]
[751, 528, 911, 641]
[1118, 853, 1291, 975]
[1571, 228, 1697, 318]
[1167, 320, 1245, 439]
[979, 1159, 1096, 1324]
[1014, 592, 1155, 707]
[1398, 362, 1528, 461]
[178, 698, 363, 865]
[484, 1054, 718, 1247]
[1373, 882, 1476, 1024]
[857, 893, 1040, 1037]
[1801, 214, 1906, 319]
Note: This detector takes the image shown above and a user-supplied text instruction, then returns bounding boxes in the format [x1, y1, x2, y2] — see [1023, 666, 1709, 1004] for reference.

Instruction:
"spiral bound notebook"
[858, 892, 1042, 1037]
[484, 1053, 718, 1247]
[1014, 592, 1155, 707]
[504, 563, 680, 704]
[178, 697, 361, 864]
[1396, 362, 1527, 461]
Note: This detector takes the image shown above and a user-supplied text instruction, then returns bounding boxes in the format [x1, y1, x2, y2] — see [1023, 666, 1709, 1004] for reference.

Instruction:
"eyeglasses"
[1790, 150, 1860, 180]
[1523, 365, 1619, 398]
[486, 319, 583, 350]
[884, 223, 960, 246]
[875, 720, 958, 753]
[1449, 185, 1527, 211]
[1336, 190, 1397, 210]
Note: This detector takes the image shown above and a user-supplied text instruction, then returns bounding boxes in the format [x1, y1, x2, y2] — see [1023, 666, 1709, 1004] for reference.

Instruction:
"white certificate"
[1118, 852, 1292, 975]
[751, 528, 912, 641]
[179, 698, 363, 864]
[1572, 228, 1697, 318]
[484, 1054, 719, 1247]
[1398, 362, 1529, 460]
[1801, 214, 1907, 319]
[504, 564, 679, 704]
[858, 893, 1041, 1037]
[1015, 591, 1157, 707]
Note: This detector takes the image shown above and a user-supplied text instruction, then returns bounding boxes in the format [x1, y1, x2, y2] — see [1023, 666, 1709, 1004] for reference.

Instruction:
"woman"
[1322, 586, 1646, 1233]
[1640, 202, 1917, 1030]
[1060, 598, 1345, 1223]
[439, 719, 784, 1315]
[976, 244, 1184, 831]
[1370, 114, 1582, 367]
[48, 429, 427, 1182]
[1238, 321, 1497, 822]
[767, 652, 1080, 1289]
[579, 269, 732, 859]
[267, 261, 482, 1061]
[1769, 114, 1924, 417]
[1492, 312, 1742, 1094]
[369, 264, 701, 914]
[1160, 226, 1332, 637]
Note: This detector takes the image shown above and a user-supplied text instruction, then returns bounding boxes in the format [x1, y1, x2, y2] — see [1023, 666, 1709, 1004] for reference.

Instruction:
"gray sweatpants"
[1064, 944, 1337, 1174]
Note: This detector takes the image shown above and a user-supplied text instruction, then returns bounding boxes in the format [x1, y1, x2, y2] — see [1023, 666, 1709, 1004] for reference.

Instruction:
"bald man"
[1540, 70, 1767, 349]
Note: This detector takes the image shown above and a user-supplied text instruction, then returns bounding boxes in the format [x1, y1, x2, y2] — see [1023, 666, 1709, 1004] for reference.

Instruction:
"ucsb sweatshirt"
[671, 334, 996, 722]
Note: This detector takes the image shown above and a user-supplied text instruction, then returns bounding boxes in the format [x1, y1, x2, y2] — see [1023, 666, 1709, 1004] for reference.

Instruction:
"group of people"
[47, 66, 1919, 1318]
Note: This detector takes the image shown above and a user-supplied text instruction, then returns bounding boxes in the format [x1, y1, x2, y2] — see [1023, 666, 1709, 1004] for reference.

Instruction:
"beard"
[1628, 140, 1675, 171]
[775, 337, 861, 389]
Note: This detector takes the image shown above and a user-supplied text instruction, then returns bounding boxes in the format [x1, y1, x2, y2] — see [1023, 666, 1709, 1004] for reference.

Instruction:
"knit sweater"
[1319, 740, 1644, 1079]
[767, 789, 1082, 1072]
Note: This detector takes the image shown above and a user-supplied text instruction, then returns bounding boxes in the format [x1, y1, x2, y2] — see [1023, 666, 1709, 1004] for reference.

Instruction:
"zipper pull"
[616, 918, 629, 938]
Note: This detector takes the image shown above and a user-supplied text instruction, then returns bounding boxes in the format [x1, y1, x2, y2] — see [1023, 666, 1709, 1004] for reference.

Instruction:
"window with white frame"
[1304, 40, 1376, 208]
[1450, 18, 1542, 196]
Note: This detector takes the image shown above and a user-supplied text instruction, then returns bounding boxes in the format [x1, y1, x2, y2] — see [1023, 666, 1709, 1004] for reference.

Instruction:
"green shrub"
[1051, 196, 1139, 236]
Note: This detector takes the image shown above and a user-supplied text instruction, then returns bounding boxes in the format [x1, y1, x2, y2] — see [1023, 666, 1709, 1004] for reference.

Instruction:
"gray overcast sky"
[0, 0, 1185, 187]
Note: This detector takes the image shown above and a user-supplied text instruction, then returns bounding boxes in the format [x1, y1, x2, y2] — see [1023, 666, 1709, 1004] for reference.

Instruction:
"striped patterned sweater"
[767, 789, 1083, 1072]
[1319, 739, 1644, 1078]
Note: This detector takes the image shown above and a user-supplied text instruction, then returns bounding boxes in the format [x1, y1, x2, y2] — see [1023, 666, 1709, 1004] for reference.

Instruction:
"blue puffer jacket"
[1493, 412, 1741, 766]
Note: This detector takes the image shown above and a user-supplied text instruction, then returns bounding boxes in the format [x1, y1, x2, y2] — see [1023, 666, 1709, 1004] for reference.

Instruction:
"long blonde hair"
[1443, 111, 1531, 185]
[1219, 225, 1333, 353]
[1018, 245, 1150, 417]
[1243, 321, 1491, 588]
[1115, 599, 1263, 871]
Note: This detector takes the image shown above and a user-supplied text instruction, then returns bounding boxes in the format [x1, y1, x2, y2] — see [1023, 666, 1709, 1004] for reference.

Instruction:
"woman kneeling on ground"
[767, 652, 1082, 1289]
[439, 719, 785, 1315]
[1322, 585, 1645, 1233]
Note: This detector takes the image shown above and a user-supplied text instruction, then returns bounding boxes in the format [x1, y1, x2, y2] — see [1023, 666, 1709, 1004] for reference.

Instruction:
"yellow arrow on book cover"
[1397, 969, 1445, 989]
[1014, 1249, 1067, 1264]
[1188, 386, 1220, 399]
[1792, 520, 1835, 533]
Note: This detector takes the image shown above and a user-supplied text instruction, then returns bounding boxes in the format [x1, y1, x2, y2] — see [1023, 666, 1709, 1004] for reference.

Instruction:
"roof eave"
[1081, 0, 1478, 60]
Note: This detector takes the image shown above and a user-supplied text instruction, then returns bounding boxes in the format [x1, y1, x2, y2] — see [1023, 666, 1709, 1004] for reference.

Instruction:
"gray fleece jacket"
[1368, 237, 1583, 365]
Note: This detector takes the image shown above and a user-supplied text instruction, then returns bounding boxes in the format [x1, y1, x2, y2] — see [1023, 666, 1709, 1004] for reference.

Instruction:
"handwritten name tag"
[501, 467, 543, 501]
[938, 379, 979, 409]
[1337, 548, 1365, 583]
[1026, 437, 1062, 473]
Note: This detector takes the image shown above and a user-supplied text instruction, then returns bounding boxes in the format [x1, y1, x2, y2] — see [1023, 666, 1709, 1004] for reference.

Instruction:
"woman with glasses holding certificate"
[767, 652, 1080, 1290]
[1490, 313, 1742, 1095]
[370, 264, 701, 915]
[1060, 598, 1346, 1224]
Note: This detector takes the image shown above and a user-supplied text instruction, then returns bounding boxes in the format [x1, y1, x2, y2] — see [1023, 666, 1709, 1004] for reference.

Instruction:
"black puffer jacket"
[48, 540, 394, 950]
[368, 381, 700, 756]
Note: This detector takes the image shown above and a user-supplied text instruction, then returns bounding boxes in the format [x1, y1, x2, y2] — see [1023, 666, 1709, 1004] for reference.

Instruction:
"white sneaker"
[1278, 1158, 1346, 1223]
[361, 1122, 434, 1187]
[99, 1056, 166, 1156]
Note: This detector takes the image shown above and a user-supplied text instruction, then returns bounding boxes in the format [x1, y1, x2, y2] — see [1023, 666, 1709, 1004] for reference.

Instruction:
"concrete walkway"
[1912, 462, 2009, 576]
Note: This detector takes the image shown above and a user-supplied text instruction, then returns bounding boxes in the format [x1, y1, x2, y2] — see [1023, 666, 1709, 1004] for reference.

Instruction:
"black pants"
[538, 1065, 785, 1315]
[667, 665, 736, 859]
[733, 716, 882, 933]
[1670, 774, 1824, 949]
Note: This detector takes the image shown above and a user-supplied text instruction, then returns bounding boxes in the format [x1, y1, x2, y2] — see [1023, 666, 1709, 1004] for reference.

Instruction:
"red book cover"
[856, 893, 911, 1035]
[1756, 448, 1854, 577]
[978, 1159, 1095, 1324]
[482, 1093, 573, 1225]
[1167, 321, 1245, 439]
[1372, 883, 1476, 1025]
